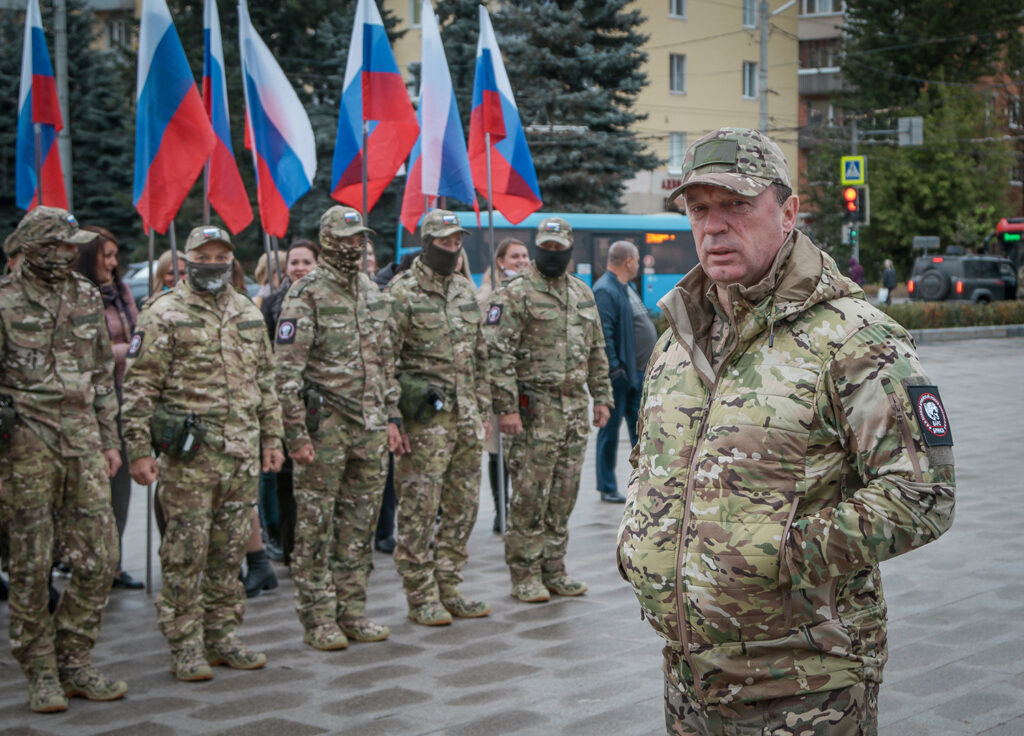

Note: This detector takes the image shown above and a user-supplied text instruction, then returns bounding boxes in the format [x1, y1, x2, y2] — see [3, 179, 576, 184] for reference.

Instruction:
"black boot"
[243, 549, 278, 598]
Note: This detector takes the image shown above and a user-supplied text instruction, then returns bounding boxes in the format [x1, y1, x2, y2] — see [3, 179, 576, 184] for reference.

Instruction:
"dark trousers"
[276, 458, 295, 565]
[375, 453, 397, 541]
[596, 374, 642, 495]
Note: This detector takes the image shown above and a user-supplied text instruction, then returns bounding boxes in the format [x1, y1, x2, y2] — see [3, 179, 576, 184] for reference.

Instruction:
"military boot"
[205, 634, 267, 670]
[338, 615, 390, 642]
[28, 672, 68, 713]
[439, 584, 491, 618]
[303, 623, 349, 651]
[243, 549, 278, 598]
[170, 645, 213, 682]
[60, 665, 128, 701]
[511, 578, 550, 603]
[407, 600, 453, 626]
[543, 573, 588, 597]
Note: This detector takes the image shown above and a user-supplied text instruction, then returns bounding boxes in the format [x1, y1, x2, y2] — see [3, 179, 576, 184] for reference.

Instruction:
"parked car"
[907, 253, 1017, 303]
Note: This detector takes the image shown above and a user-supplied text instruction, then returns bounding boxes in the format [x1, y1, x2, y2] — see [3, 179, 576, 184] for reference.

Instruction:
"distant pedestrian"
[881, 258, 898, 305]
[848, 255, 865, 286]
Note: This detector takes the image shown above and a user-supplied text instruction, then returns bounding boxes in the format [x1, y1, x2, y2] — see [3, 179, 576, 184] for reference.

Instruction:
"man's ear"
[781, 194, 799, 234]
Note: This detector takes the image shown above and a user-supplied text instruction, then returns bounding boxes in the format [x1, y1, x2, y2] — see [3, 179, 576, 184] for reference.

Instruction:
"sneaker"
[204, 635, 267, 670]
[112, 570, 145, 590]
[60, 665, 128, 701]
[407, 601, 453, 626]
[374, 536, 396, 554]
[170, 646, 213, 682]
[543, 574, 588, 597]
[28, 672, 68, 713]
[338, 616, 390, 642]
[439, 587, 491, 618]
[303, 624, 349, 651]
[511, 580, 550, 603]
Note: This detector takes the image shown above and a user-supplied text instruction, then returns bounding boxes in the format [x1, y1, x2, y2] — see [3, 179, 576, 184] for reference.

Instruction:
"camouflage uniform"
[485, 221, 613, 596]
[617, 128, 956, 734]
[122, 227, 283, 668]
[390, 210, 491, 619]
[0, 207, 124, 709]
[275, 206, 398, 646]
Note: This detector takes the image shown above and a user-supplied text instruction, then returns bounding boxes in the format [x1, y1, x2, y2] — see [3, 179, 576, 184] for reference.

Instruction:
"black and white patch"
[906, 385, 953, 446]
[276, 319, 297, 344]
[127, 331, 144, 358]
[486, 304, 502, 325]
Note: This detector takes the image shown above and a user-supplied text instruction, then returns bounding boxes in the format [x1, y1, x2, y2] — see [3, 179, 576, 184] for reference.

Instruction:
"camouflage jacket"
[617, 231, 955, 705]
[484, 262, 613, 415]
[0, 271, 118, 456]
[122, 279, 284, 462]
[275, 265, 399, 452]
[389, 258, 490, 427]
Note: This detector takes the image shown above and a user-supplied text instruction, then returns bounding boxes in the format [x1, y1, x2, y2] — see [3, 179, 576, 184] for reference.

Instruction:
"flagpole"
[146, 227, 155, 595]
[270, 235, 282, 289]
[485, 130, 506, 534]
[33, 123, 43, 208]
[362, 120, 370, 272]
[169, 221, 181, 283]
[202, 162, 211, 225]
[262, 230, 275, 291]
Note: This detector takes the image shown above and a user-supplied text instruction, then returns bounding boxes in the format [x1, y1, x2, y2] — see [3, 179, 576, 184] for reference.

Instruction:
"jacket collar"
[525, 262, 568, 303]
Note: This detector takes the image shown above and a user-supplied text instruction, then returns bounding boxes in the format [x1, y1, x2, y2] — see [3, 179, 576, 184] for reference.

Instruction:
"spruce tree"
[0, 11, 23, 242]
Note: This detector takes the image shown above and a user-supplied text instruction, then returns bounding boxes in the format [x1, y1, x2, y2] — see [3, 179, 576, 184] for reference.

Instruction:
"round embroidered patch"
[915, 392, 948, 438]
[277, 320, 296, 342]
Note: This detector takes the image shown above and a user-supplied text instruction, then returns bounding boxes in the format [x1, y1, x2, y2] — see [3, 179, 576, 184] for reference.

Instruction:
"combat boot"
[28, 672, 68, 713]
[511, 578, 550, 603]
[439, 584, 491, 618]
[543, 573, 588, 597]
[338, 616, 391, 642]
[407, 600, 453, 626]
[170, 645, 213, 682]
[243, 549, 278, 598]
[205, 634, 267, 670]
[303, 623, 349, 651]
[60, 665, 128, 701]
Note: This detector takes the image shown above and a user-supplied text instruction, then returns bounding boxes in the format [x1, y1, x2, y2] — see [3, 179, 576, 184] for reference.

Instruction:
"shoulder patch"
[127, 331, 144, 358]
[906, 384, 953, 447]
[486, 304, 503, 325]
[276, 318, 297, 344]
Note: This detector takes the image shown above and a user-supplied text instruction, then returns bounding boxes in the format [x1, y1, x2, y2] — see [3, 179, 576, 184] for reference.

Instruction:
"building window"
[742, 61, 758, 99]
[1008, 98, 1022, 130]
[668, 132, 686, 174]
[799, 38, 839, 70]
[670, 54, 686, 94]
[806, 98, 835, 126]
[107, 18, 129, 48]
[801, 0, 842, 15]
[409, 0, 422, 28]
[670, 0, 686, 19]
[742, 0, 757, 28]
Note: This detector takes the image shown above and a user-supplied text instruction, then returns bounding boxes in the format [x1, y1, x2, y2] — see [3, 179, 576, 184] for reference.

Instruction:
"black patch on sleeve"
[127, 331, 144, 358]
[485, 304, 503, 325]
[906, 385, 953, 447]
[276, 318, 297, 345]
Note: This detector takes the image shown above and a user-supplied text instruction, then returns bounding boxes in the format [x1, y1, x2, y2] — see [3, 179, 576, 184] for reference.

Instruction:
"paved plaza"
[1, 337, 1022, 735]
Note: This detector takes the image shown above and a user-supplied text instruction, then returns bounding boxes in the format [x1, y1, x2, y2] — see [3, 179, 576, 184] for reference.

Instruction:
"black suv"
[908, 253, 1018, 303]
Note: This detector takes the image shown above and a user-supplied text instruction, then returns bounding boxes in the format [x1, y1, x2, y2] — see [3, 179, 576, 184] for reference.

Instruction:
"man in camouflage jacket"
[0, 207, 128, 712]
[485, 217, 613, 603]
[390, 209, 492, 626]
[617, 128, 955, 735]
[123, 226, 284, 682]
[275, 206, 402, 651]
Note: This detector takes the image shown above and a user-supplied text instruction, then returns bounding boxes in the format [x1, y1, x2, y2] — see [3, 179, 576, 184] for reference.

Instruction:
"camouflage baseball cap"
[3, 230, 24, 257]
[184, 225, 233, 252]
[670, 127, 791, 201]
[10, 206, 94, 246]
[536, 217, 573, 249]
[421, 209, 469, 239]
[320, 205, 375, 239]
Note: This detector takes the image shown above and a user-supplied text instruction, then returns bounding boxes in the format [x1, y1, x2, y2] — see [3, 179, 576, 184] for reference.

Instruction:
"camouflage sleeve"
[254, 314, 284, 453]
[274, 290, 316, 453]
[121, 306, 172, 463]
[484, 287, 524, 416]
[586, 304, 614, 407]
[781, 323, 956, 590]
[380, 292, 401, 422]
[390, 285, 411, 379]
[474, 304, 492, 420]
[92, 307, 120, 451]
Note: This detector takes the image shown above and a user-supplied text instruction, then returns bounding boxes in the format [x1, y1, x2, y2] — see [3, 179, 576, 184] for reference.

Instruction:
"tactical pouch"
[517, 383, 535, 422]
[304, 387, 325, 434]
[0, 394, 16, 452]
[150, 406, 205, 460]
[398, 373, 445, 422]
[177, 413, 206, 462]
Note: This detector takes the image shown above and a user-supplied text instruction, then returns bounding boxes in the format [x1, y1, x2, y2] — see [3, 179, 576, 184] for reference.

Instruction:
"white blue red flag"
[399, 0, 475, 233]
[468, 5, 541, 224]
[203, 0, 252, 234]
[238, 0, 316, 238]
[134, 0, 215, 233]
[332, 0, 419, 214]
[16, 0, 67, 211]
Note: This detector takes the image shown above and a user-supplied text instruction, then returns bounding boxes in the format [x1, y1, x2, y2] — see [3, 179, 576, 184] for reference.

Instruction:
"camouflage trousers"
[394, 411, 482, 606]
[0, 423, 116, 678]
[665, 670, 879, 736]
[156, 448, 257, 648]
[504, 393, 589, 585]
[291, 414, 387, 629]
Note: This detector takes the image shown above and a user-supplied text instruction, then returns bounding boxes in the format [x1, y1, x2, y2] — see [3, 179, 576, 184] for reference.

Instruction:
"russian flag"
[203, 0, 252, 234]
[238, 0, 316, 238]
[399, 0, 476, 233]
[133, 0, 215, 234]
[332, 0, 419, 215]
[468, 5, 541, 225]
[15, 0, 67, 211]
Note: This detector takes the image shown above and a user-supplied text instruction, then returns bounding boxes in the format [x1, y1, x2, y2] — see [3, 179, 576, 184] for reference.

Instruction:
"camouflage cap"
[3, 230, 24, 257]
[184, 225, 234, 252]
[10, 206, 95, 246]
[670, 127, 791, 201]
[421, 209, 469, 239]
[320, 205, 375, 239]
[536, 217, 572, 249]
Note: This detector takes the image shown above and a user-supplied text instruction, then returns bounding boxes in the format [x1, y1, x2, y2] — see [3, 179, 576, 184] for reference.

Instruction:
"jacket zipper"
[882, 377, 923, 482]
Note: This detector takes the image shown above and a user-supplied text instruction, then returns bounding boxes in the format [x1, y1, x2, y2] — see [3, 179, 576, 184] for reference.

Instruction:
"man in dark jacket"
[592, 241, 656, 503]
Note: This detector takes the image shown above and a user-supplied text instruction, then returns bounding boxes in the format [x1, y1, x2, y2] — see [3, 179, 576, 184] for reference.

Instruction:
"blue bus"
[396, 211, 697, 310]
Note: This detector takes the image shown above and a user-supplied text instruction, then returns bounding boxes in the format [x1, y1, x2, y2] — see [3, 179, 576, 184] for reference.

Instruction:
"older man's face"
[683, 184, 797, 289]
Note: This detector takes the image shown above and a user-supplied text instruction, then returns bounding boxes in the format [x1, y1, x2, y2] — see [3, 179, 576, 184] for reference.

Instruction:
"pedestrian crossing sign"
[841, 156, 866, 185]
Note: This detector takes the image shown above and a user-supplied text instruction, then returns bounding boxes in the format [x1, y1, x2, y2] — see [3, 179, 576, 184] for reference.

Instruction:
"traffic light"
[842, 186, 867, 223]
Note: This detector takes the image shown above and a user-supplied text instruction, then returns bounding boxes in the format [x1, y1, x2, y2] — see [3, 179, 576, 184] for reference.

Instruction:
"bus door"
[640, 230, 699, 310]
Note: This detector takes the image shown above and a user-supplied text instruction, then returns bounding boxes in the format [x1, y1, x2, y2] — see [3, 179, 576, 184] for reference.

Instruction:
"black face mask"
[421, 240, 460, 276]
[186, 260, 232, 293]
[534, 246, 573, 278]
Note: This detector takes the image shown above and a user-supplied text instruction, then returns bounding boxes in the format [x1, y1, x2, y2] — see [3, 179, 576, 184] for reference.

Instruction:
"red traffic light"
[843, 187, 858, 212]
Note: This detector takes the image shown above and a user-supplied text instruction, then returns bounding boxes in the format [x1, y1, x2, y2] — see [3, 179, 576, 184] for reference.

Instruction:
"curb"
[911, 324, 1024, 344]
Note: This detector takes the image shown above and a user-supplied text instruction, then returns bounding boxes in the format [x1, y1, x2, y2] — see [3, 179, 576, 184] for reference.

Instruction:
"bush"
[882, 300, 1024, 330]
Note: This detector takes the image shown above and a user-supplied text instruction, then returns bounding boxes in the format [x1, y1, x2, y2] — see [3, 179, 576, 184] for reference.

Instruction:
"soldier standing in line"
[484, 217, 613, 603]
[390, 209, 492, 626]
[0, 207, 128, 712]
[122, 225, 284, 682]
[275, 206, 403, 651]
